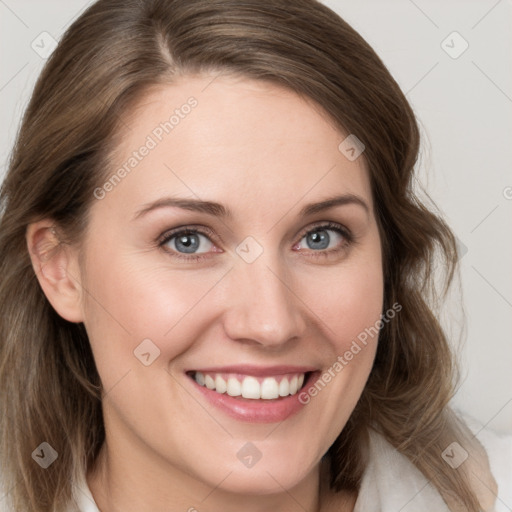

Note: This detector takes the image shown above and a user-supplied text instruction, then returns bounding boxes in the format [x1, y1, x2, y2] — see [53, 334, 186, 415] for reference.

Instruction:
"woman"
[0, 0, 505, 510]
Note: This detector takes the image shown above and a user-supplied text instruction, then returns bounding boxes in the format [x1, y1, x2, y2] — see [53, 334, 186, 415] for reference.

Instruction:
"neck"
[87, 441, 331, 512]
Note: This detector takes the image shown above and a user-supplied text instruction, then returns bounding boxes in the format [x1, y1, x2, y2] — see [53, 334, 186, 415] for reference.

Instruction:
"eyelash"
[157, 221, 353, 262]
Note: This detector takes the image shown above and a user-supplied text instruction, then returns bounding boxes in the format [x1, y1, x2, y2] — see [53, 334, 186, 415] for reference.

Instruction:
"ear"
[26, 220, 84, 323]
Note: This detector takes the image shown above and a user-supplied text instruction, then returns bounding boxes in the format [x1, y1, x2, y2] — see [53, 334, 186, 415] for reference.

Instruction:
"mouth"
[187, 370, 310, 400]
[185, 366, 320, 423]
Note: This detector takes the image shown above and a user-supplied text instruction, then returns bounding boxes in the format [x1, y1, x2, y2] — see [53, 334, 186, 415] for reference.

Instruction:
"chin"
[178, 448, 316, 495]
[213, 468, 306, 495]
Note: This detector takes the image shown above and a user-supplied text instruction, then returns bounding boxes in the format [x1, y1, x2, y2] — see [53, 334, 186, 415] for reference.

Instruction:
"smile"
[185, 365, 319, 423]
[192, 371, 306, 400]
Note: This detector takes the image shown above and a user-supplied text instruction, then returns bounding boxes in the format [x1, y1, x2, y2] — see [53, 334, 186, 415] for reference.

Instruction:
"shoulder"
[353, 423, 511, 512]
[462, 413, 512, 512]
[353, 429, 451, 512]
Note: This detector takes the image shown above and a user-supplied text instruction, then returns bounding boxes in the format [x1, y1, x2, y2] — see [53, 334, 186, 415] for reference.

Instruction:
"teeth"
[289, 375, 298, 395]
[226, 376, 242, 397]
[241, 376, 260, 399]
[215, 374, 227, 394]
[278, 378, 289, 397]
[261, 377, 279, 399]
[204, 374, 215, 390]
[193, 371, 307, 400]
[195, 371, 205, 386]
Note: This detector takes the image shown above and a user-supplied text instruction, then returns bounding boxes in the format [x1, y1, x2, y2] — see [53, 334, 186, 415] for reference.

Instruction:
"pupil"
[176, 234, 199, 253]
[308, 230, 329, 250]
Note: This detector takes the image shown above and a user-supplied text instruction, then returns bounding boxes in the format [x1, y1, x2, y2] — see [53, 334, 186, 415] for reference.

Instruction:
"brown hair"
[0, 0, 492, 510]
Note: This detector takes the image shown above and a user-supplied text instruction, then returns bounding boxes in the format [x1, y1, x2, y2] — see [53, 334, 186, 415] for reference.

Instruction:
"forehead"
[103, 74, 373, 216]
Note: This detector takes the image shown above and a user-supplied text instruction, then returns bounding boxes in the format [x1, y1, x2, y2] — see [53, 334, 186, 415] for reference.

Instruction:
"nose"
[221, 252, 308, 349]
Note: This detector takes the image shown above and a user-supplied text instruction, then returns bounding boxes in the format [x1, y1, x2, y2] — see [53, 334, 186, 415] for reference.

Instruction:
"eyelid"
[295, 220, 351, 242]
[157, 224, 222, 246]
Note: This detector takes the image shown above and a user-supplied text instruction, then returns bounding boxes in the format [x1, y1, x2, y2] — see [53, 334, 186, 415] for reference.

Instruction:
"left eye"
[295, 226, 345, 252]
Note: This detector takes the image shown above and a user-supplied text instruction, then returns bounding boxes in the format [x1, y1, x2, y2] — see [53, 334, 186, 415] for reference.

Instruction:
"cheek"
[312, 251, 384, 352]
[80, 245, 236, 388]
[332, 272, 382, 351]
[298, 247, 383, 420]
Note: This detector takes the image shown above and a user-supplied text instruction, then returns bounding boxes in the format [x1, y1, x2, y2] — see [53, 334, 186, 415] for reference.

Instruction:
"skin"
[27, 74, 383, 512]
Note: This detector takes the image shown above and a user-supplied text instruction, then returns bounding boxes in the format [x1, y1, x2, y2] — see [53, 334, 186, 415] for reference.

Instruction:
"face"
[77, 74, 383, 495]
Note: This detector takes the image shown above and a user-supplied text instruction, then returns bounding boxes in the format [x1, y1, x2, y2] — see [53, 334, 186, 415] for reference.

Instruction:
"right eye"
[158, 226, 221, 261]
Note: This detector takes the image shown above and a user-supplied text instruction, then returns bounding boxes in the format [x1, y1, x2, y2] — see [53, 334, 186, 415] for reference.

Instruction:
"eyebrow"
[133, 193, 369, 221]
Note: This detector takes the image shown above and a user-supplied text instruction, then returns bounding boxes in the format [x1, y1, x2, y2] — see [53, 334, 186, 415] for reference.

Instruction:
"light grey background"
[1, 0, 511, 434]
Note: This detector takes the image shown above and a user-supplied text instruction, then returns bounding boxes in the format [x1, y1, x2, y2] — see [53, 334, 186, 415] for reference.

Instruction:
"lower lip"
[188, 372, 318, 423]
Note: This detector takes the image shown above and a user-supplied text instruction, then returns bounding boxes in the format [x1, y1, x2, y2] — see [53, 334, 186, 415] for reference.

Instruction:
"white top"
[69, 419, 511, 512]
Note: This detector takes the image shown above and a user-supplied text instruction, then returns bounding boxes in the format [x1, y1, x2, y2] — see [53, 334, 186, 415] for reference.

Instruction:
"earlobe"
[26, 221, 84, 323]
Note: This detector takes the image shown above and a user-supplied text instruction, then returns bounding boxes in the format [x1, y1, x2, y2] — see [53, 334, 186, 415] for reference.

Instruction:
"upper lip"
[187, 365, 318, 377]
